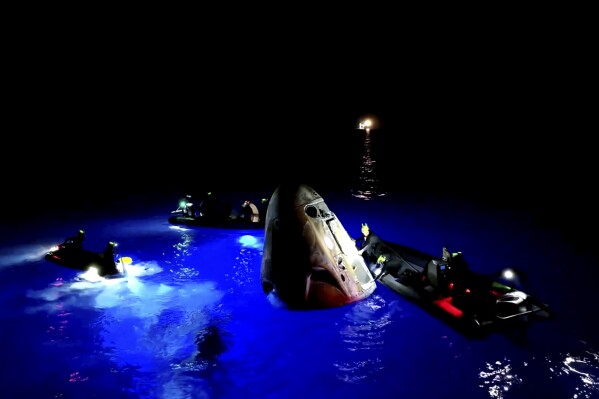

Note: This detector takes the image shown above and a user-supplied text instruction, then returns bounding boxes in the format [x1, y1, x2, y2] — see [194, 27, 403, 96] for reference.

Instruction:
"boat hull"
[45, 245, 124, 278]
[366, 241, 552, 334]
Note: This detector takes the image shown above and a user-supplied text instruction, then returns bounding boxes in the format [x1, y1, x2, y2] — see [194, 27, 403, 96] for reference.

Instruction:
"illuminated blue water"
[1, 132, 598, 398]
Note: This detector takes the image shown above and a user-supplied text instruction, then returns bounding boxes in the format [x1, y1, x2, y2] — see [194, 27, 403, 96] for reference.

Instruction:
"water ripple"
[478, 342, 599, 398]
[478, 357, 522, 398]
[351, 130, 387, 201]
[549, 344, 599, 399]
[335, 295, 392, 382]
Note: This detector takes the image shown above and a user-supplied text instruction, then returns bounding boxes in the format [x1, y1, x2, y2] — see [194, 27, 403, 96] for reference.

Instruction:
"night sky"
[16, 93, 588, 191]
[4, 54, 594, 237]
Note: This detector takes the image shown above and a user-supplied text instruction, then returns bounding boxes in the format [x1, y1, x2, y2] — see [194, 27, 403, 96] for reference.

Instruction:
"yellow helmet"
[361, 223, 370, 235]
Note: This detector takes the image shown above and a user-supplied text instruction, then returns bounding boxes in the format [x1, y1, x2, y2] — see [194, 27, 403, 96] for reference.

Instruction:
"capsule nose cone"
[261, 184, 376, 309]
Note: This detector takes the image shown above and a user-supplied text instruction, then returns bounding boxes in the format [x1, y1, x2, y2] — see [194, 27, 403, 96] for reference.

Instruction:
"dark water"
[1, 129, 598, 398]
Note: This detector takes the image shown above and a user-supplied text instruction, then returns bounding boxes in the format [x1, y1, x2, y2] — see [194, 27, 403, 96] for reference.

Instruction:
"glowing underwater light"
[239, 235, 258, 246]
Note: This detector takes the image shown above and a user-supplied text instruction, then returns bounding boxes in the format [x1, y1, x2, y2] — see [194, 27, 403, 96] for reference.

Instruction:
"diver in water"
[63, 229, 86, 250]
[194, 324, 228, 363]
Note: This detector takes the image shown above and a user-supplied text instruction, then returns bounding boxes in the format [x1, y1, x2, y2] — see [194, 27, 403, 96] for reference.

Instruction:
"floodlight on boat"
[502, 268, 515, 280]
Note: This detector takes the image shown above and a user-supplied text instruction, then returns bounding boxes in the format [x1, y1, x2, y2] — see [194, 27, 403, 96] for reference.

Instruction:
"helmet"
[361, 223, 370, 235]
[108, 241, 116, 248]
[78, 229, 85, 236]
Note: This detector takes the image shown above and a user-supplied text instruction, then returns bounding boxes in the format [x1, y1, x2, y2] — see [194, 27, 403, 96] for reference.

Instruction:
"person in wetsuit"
[63, 229, 86, 250]
[174, 195, 196, 217]
[197, 191, 232, 222]
[356, 224, 419, 281]
[355, 223, 383, 264]
[101, 241, 120, 276]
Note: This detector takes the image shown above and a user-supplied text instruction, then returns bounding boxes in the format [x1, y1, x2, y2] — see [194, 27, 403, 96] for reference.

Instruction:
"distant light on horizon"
[358, 119, 372, 130]
[358, 116, 378, 131]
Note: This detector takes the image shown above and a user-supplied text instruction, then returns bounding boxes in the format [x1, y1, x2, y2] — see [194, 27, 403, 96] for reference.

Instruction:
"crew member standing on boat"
[184, 195, 196, 217]
[354, 223, 382, 263]
[173, 195, 196, 217]
[101, 241, 120, 276]
[355, 224, 413, 280]
[63, 229, 86, 250]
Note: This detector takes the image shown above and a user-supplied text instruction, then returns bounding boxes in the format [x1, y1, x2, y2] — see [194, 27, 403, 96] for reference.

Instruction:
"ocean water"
[1, 130, 598, 399]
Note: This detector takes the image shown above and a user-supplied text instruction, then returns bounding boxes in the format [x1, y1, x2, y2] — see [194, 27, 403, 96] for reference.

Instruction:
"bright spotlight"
[502, 269, 515, 280]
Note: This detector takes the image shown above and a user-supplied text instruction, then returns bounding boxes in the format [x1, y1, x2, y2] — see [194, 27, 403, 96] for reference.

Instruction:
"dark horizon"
[5, 83, 594, 247]
[5, 120, 596, 259]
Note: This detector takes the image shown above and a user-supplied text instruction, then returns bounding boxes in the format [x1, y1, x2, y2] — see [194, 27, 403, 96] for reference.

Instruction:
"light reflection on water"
[228, 246, 260, 290]
[351, 130, 387, 201]
[3, 178, 599, 398]
[224, 234, 263, 291]
[91, 277, 225, 399]
[172, 229, 197, 264]
[478, 343, 599, 398]
[335, 295, 390, 383]
[22, 254, 226, 398]
[479, 357, 523, 398]
[552, 345, 599, 399]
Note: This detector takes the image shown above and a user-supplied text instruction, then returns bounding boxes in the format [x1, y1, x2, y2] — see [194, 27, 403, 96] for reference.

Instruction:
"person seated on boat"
[441, 247, 472, 304]
[172, 195, 194, 216]
[100, 241, 120, 276]
[375, 247, 419, 282]
[180, 195, 198, 217]
[240, 200, 260, 223]
[443, 247, 468, 279]
[374, 254, 391, 280]
[354, 223, 382, 263]
[63, 229, 86, 250]
[172, 195, 185, 213]
[442, 247, 462, 262]
[197, 191, 231, 221]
